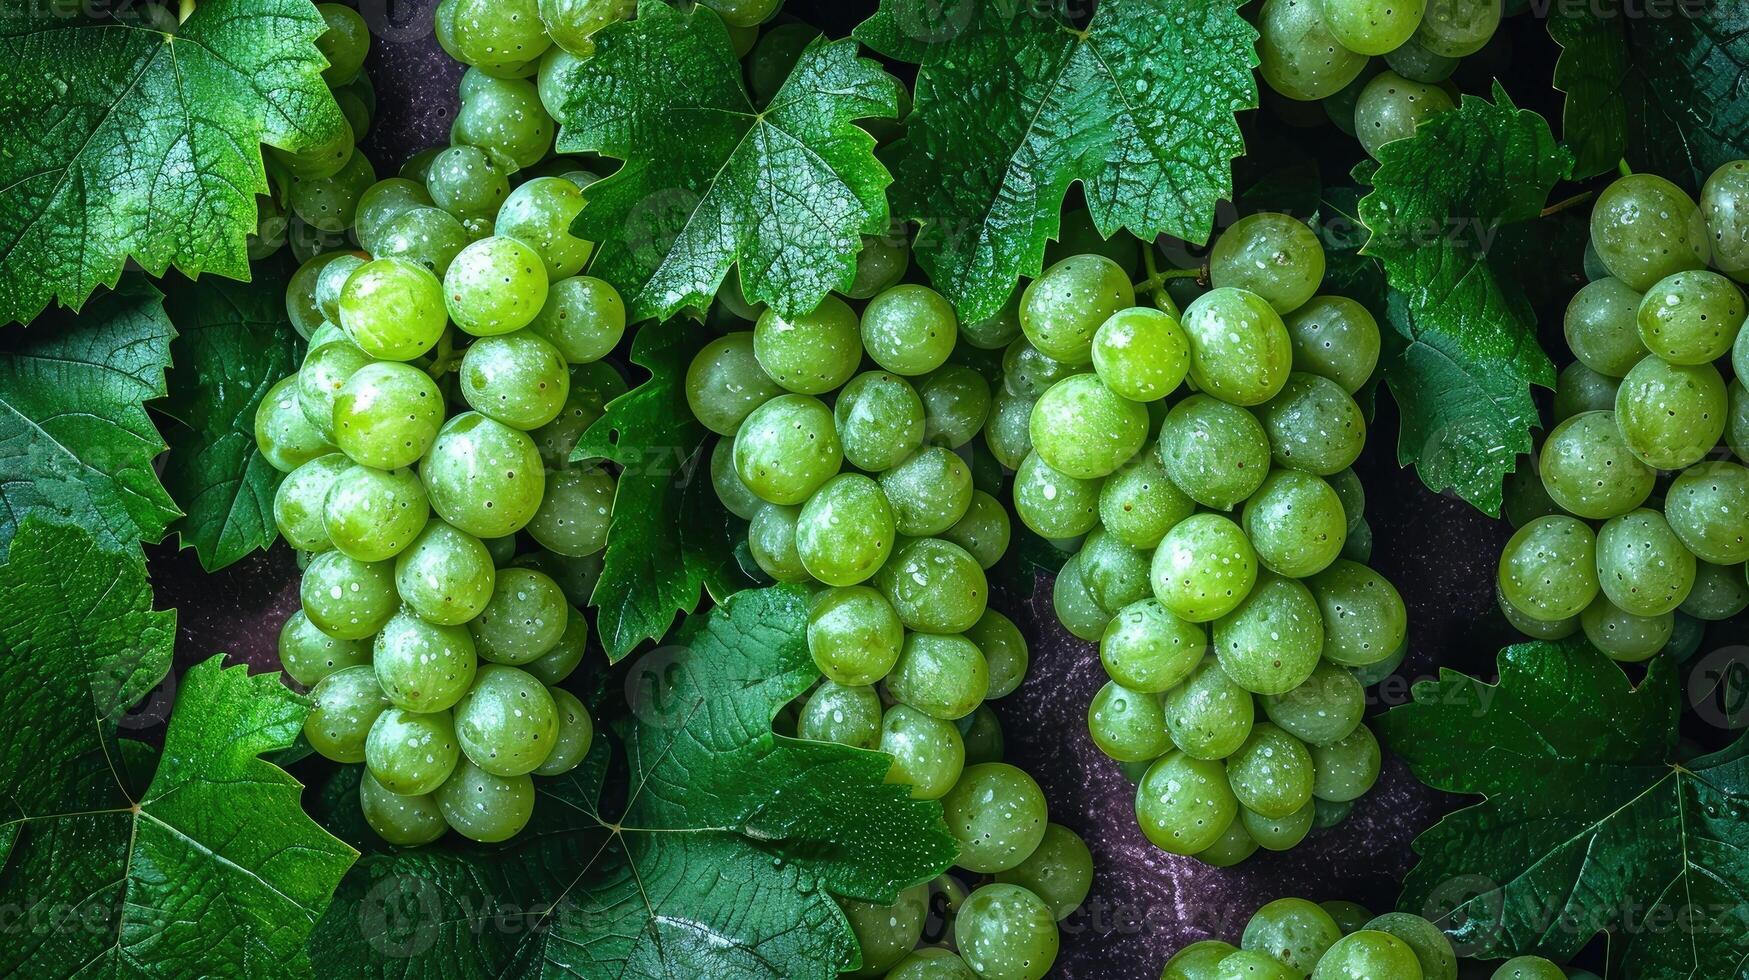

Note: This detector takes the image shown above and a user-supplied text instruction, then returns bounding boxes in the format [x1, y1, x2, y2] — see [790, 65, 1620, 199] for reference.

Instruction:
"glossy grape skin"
[1490, 956, 1568, 980]
[1163, 657, 1255, 759]
[1362, 913, 1458, 980]
[1256, 0, 1369, 101]
[1051, 554, 1113, 641]
[1241, 897, 1344, 975]
[1163, 940, 1241, 980]
[278, 610, 370, 688]
[322, 464, 429, 563]
[834, 372, 925, 473]
[1261, 661, 1365, 747]
[1151, 513, 1258, 623]
[992, 824, 1092, 923]
[1012, 452, 1101, 538]
[537, 0, 631, 54]
[1003, 339, 1081, 399]
[862, 285, 959, 376]
[332, 361, 445, 470]
[1313, 930, 1425, 980]
[469, 567, 567, 665]
[954, 707, 1003, 770]
[1614, 357, 1727, 469]
[1322, 0, 1427, 54]
[298, 339, 375, 437]
[1213, 574, 1324, 696]
[377, 206, 472, 278]
[289, 150, 376, 233]
[1565, 277, 1649, 377]
[452, 664, 559, 776]
[796, 681, 882, 749]
[395, 520, 496, 625]
[685, 332, 782, 435]
[808, 586, 905, 686]
[450, 0, 550, 69]
[1703, 159, 1749, 282]
[943, 491, 1013, 571]
[918, 365, 992, 450]
[371, 612, 478, 716]
[751, 296, 860, 395]
[434, 758, 534, 843]
[1665, 461, 1749, 564]
[881, 703, 966, 800]
[839, 884, 929, 978]
[792, 474, 895, 587]
[733, 394, 842, 505]
[355, 179, 433, 258]
[337, 259, 447, 364]
[1091, 307, 1190, 401]
[956, 884, 1059, 980]
[941, 763, 1048, 873]
[1255, 373, 1367, 476]
[492, 180, 592, 286]
[879, 447, 974, 538]
[1591, 173, 1710, 291]
[445, 236, 549, 336]
[366, 707, 461, 797]
[1210, 213, 1326, 315]
[535, 687, 593, 776]
[1243, 469, 1347, 578]
[1309, 724, 1382, 802]
[1284, 295, 1382, 394]
[305, 665, 391, 763]
[422, 412, 546, 538]
[1309, 560, 1408, 666]
[1087, 680, 1171, 762]
[1098, 452, 1194, 549]
[840, 228, 909, 299]
[300, 550, 397, 640]
[1135, 750, 1238, 855]
[1157, 394, 1272, 510]
[1354, 71, 1454, 158]
[750, 502, 804, 581]
[1595, 508, 1696, 616]
[1635, 270, 1745, 366]
[458, 331, 571, 431]
[1682, 560, 1749, 620]
[1181, 288, 1293, 406]
[1020, 255, 1136, 365]
[985, 388, 1036, 470]
[1100, 599, 1205, 694]
[1552, 362, 1622, 425]
[1226, 723, 1316, 821]
[358, 770, 448, 846]
[709, 438, 762, 521]
[1028, 374, 1148, 480]
[525, 466, 613, 558]
[524, 278, 624, 367]
[1580, 595, 1672, 663]
[1536, 411, 1654, 519]
[274, 453, 350, 552]
[879, 538, 988, 635]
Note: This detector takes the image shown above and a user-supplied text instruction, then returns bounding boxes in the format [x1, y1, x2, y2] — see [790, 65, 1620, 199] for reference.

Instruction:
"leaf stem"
[1132, 246, 1203, 314]
[1617, 158, 1633, 179]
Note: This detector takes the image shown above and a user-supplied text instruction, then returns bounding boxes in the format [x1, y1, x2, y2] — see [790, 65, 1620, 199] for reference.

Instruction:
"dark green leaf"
[855, 0, 1258, 320]
[0, 0, 346, 324]
[1358, 85, 1568, 515]
[1378, 638, 1749, 977]
[311, 585, 958, 980]
[0, 278, 179, 556]
[558, 1, 898, 322]
[0, 520, 355, 976]
[159, 268, 304, 571]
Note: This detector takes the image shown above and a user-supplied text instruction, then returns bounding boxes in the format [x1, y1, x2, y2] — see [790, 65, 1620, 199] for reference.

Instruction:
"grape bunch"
[1163, 896, 1594, 980]
[1497, 163, 1749, 662]
[256, 5, 637, 846]
[1254, 0, 1506, 157]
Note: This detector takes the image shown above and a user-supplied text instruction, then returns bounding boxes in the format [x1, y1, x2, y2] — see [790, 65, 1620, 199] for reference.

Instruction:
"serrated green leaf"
[159, 267, 304, 571]
[0, 0, 345, 325]
[572, 319, 749, 661]
[855, 0, 1258, 321]
[0, 520, 355, 977]
[0, 278, 179, 556]
[1551, 0, 1749, 183]
[1378, 638, 1749, 978]
[310, 585, 958, 980]
[557, 1, 898, 323]
[1358, 85, 1568, 516]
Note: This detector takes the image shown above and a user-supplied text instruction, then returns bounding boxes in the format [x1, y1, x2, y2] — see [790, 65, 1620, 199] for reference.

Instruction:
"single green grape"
[985, 387, 1037, 471]
[1412, 0, 1501, 56]
[1100, 599, 1205, 694]
[1020, 255, 1136, 366]
[844, 229, 910, 299]
[1537, 410, 1655, 519]
[863, 284, 959, 376]
[289, 150, 376, 233]
[1283, 295, 1381, 394]
[1135, 750, 1238, 855]
[1243, 468, 1347, 578]
[1581, 595, 1673, 662]
[358, 769, 448, 846]
[366, 707, 461, 796]
[434, 758, 534, 843]
[1565, 277, 1649, 377]
[960, 704, 1007, 767]
[839, 885, 929, 978]
[453, 664, 559, 776]
[1225, 723, 1315, 821]
[445, 236, 549, 336]
[710, 437, 763, 520]
[421, 412, 546, 538]
[1615, 356, 1728, 469]
[956, 884, 1059, 980]
[526, 465, 614, 558]
[1091, 307, 1190, 401]
[1310, 559, 1408, 665]
[685, 332, 782, 436]
[1029, 374, 1149, 480]
[835, 371, 926, 472]
[878, 537, 988, 634]
[1181, 288, 1294, 406]
[1666, 461, 1749, 564]
[880, 703, 966, 800]
[298, 338, 375, 438]
[794, 473, 895, 586]
[1079, 526, 1150, 614]
[1151, 513, 1258, 623]
[322, 464, 429, 563]
[1354, 70, 1454, 158]
[315, 3, 370, 83]
[880, 447, 974, 538]
[919, 364, 993, 450]
[1163, 657, 1255, 759]
[301, 550, 397, 640]
[278, 609, 370, 687]
[796, 681, 882, 749]
[943, 490, 1013, 570]
[1312, 930, 1425, 980]
[428, 144, 514, 223]
[1003, 339, 1081, 399]
[1702, 159, 1749, 283]
[459, 330, 571, 430]
[1490, 956, 1569, 980]
[377, 206, 472, 278]
[1012, 451, 1102, 538]
[1098, 451, 1194, 548]
[373, 610, 479, 712]
[274, 453, 351, 552]
[733, 393, 842, 505]
[496, 176, 591, 277]
[1255, 373, 1367, 475]
[1087, 679, 1172, 762]
[1552, 362, 1623, 424]
[1196, 818, 1260, 870]
[469, 566, 567, 665]
[1261, 661, 1365, 746]
[1157, 394, 1273, 509]
[1243, 800, 1316, 852]
[331, 361, 444, 470]
[304, 665, 390, 763]
[1363, 913, 1458, 980]
[1597, 508, 1697, 616]
[994, 823, 1092, 921]
[1052, 554, 1113, 641]
[1591, 173, 1710, 291]
[1210, 213, 1326, 314]
[316, 254, 369, 329]
[528, 276, 625, 364]
[534, 687, 592, 776]
[1321, 901, 1375, 936]
[1500, 514, 1604, 623]
[1308, 724, 1381, 802]
[450, 0, 551, 70]
[1320, 0, 1427, 55]
[1681, 559, 1749, 620]
[1242, 897, 1344, 975]
[808, 586, 905, 686]
[941, 763, 1048, 872]
[1213, 574, 1324, 696]
[753, 295, 861, 394]
[1162, 941, 1240, 980]
[751, 506, 804, 584]
[1256, 0, 1369, 101]
[1637, 269, 1746, 364]
[395, 519, 496, 625]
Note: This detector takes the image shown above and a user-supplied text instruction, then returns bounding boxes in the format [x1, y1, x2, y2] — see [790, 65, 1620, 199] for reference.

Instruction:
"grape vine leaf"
[1377, 637, 1749, 977]
[557, 0, 899, 323]
[1550, 0, 1749, 183]
[0, 278, 180, 557]
[0, 0, 347, 325]
[310, 585, 959, 979]
[855, 0, 1259, 321]
[158, 267, 304, 571]
[0, 519, 356, 977]
[571, 318, 749, 661]
[1357, 85, 1570, 516]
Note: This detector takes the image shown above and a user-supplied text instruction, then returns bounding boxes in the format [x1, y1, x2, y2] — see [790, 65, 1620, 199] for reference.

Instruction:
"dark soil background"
[143, 2, 1617, 975]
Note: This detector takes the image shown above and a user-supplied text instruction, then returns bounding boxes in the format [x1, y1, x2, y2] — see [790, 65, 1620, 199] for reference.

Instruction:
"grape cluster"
[1497, 164, 1749, 662]
[1254, 0, 1506, 157]
[1163, 897, 1592, 980]
[255, 4, 638, 846]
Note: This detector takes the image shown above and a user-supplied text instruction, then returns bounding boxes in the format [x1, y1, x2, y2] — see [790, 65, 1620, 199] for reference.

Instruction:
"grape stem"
[1133, 247, 1203, 312]
[1617, 159, 1633, 178]
[1541, 191, 1594, 218]
[425, 329, 459, 379]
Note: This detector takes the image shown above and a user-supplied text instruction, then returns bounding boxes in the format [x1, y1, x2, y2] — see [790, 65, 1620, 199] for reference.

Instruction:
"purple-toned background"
[145, 4, 1522, 975]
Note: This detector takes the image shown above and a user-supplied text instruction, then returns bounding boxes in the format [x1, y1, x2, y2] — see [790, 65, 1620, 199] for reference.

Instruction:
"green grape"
[1151, 513, 1258, 623]
[278, 609, 370, 687]
[1256, 0, 1369, 101]
[1354, 71, 1455, 158]
[434, 758, 534, 843]
[1157, 394, 1272, 509]
[1242, 897, 1343, 975]
[1564, 277, 1648, 377]
[322, 464, 429, 562]
[1666, 461, 1749, 564]
[298, 338, 374, 437]
[750, 503, 806, 583]
[1637, 270, 1746, 364]
[1243, 469, 1347, 578]
[832, 371, 925, 472]
[862, 284, 959, 376]
[538, 0, 631, 55]
[1078, 529, 1153, 612]
[1135, 750, 1238, 854]
[1225, 723, 1315, 820]
[1580, 595, 1673, 663]
[1020, 255, 1136, 365]
[286, 253, 342, 340]
[956, 884, 1059, 980]
[1028, 374, 1148, 480]
[881, 703, 966, 800]
[1320, 901, 1374, 935]
[524, 606, 588, 685]
[470, 566, 566, 666]
[943, 491, 1012, 570]
[537, 44, 589, 120]
[526, 466, 613, 558]
[331, 361, 444, 470]
[446, 236, 549, 336]
[960, 704, 1006, 766]
[399, 147, 443, 183]
[1319, 0, 1426, 54]
[844, 230, 910, 299]
[1616, 356, 1728, 469]
[841, 885, 929, 978]
[1490, 956, 1568, 980]
[1341, 518, 1374, 563]
[289, 150, 376, 233]
[710, 437, 763, 520]
[395, 520, 496, 625]
[459, 331, 570, 430]
[1012, 451, 1102, 538]
[428, 144, 512, 221]
[994, 824, 1092, 921]
[1321, 59, 1382, 134]
[1681, 560, 1749, 620]
[1502, 455, 1562, 529]
[359, 770, 448, 846]
[1596, 508, 1697, 616]
[355, 179, 433, 256]
[513, 549, 602, 607]
[879, 538, 988, 634]
[1003, 339, 1081, 399]
[985, 388, 1036, 471]
[1209, 213, 1326, 315]
[1162, 941, 1240, 980]
[1261, 661, 1365, 746]
[1255, 373, 1367, 475]
[1590, 173, 1709, 291]
[870, 448, 968, 538]
[1349, 640, 1407, 687]
[376, 206, 472, 278]
[1310, 559, 1408, 666]
[941, 763, 1048, 872]
[697, 0, 781, 28]
[733, 393, 842, 505]
[301, 550, 396, 640]
[366, 707, 461, 796]
[1242, 800, 1315, 851]
[962, 289, 1023, 350]
[919, 365, 992, 450]
[450, 0, 551, 69]
[1091, 307, 1191, 402]
[1499, 515, 1603, 621]
[1537, 411, 1654, 519]
[1163, 657, 1255, 759]
[535, 687, 592, 776]
[453, 73, 554, 171]
[527, 276, 625, 365]
[1284, 296, 1381, 395]
[1730, 380, 1749, 462]
[752, 296, 861, 395]
[1363, 913, 1457, 980]
[1328, 467, 1367, 529]
[1098, 452, 1194, 548]
[1181, 288, 1293, 406]
[533, 367, 615, 466]
[315, 3, 370, 84]
[1100, 599, 1204, 693]
[316, 254, 368, 325]
[453, 664, 559, 776]
[686, 332, 783, 436]
[1552, 362, 1622, 424]
[962, 610, 1026, 700]
[1412, 0, 1501, 56]
[1193, 816, 1258, 868]
[1051, 554, 1113, 641]
[1213, 574, 1323, 696]
[496, 178, 594, 280]
[422, 412, 546, 538]
[1313, 930, 1425, 980]
[1308, 724, 1381, 802]
[1702, 159, 1749, 282]
[1087, 679, 1171, 762]
[794, 473, 896, 586]
[274, 453, 350, 552]
[372, 610, 478, 713]
[304, 665, 390, 763]
[808, 586, 905, 685]
[1384, 35, 1457, 82]
[796, 681, 882, 749]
